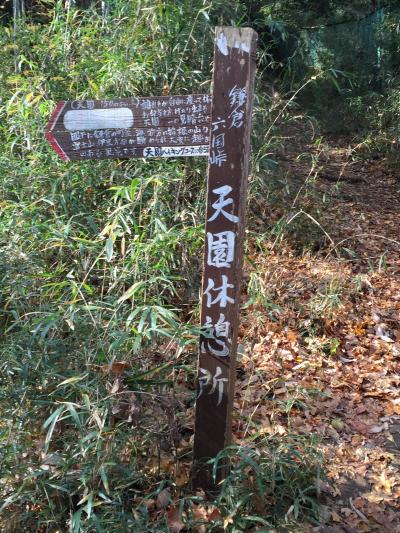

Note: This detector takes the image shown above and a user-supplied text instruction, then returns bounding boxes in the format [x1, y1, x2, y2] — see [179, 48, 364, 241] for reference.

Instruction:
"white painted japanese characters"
[46, 94, 211, 161]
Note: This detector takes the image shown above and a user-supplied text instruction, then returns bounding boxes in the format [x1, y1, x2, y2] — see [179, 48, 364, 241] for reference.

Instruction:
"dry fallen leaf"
[192, 504, 208, 529]
[167, 506, 185, 533]
[111, 378, 120, 394]
[375, 471, 395, 494]
[156, 488, 171, 510]
[100, 361, 129, 376]
[369, 424, 386, 433]
[175, 468, 189, 487]
[375, 324, 394, 343]
[348, 418, 373, 435]
[208, 507, 222, 522]
[331, 418, 345, 431]
[353, 323, 366, 336]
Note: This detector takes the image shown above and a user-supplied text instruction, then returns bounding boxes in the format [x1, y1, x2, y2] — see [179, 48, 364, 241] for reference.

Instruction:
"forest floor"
[51, 129, 400, 532]
[234, 129, 400, 532]
[132, 130, 400, 531]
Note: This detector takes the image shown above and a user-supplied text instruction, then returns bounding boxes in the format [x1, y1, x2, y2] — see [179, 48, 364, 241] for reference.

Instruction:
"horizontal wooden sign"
[46, 94, 212, 161]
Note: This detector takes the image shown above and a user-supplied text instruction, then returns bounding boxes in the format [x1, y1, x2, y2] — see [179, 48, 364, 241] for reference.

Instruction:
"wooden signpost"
[46, 94, 211, 161]
[193, 27, 257, 491]
[46, 26, 257, 492]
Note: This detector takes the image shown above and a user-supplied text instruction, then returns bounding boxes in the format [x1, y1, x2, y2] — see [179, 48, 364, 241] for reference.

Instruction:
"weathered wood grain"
[192, 26, 258, 492]
[46, 94, 211, 161]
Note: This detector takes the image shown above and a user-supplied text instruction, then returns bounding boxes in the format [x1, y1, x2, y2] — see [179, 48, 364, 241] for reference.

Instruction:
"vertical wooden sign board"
[193, 27, 257, 491]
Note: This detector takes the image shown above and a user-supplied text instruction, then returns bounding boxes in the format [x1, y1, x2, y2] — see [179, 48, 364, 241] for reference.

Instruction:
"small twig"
[272, 209, 336, 251]
[242, 402, 261, 441]
[169, 8, 206, 92]
[264, 76, 321, 143]
[291, 163, 319, 208]
[103, 390, 161, 401]
[349, 497, 369, 523]
[325, 233, 400, 259]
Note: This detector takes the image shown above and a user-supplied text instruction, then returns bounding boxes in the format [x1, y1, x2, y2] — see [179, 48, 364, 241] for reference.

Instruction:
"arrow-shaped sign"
[46, 94, 212, 161]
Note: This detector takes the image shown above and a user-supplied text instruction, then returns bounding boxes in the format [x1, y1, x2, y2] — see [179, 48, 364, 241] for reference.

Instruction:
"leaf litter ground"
[234, 131, 400, 531]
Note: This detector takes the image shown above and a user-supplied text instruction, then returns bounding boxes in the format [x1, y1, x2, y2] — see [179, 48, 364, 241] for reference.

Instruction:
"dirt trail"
[237, 133, 400, 531]
[321, 145, 400, 269]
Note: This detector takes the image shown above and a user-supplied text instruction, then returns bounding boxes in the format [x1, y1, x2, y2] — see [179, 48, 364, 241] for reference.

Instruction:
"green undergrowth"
[210, 435, 324, 531]
[0, 1, 329, 531]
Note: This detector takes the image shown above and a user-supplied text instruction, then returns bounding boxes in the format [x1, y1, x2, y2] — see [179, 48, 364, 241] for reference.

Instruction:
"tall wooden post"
[193, 26, 257, 491]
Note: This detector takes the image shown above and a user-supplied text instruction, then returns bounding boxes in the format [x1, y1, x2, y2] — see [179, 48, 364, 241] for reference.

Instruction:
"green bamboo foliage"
[0, 2, 248, 531]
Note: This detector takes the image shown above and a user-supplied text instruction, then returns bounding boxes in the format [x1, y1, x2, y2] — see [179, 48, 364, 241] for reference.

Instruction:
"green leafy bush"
[212, 435, 324, 531]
